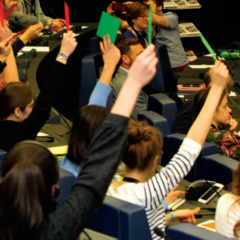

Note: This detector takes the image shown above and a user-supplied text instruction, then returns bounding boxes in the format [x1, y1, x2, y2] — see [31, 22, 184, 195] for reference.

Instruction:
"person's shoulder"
[164, 12, 178, 18]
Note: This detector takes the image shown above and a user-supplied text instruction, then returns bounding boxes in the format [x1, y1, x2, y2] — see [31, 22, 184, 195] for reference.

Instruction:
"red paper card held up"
[4, 4, 14, 19]
[0, 1, 5, 27]
[10, 27, 28, 41]
[64, 1, 70, 31]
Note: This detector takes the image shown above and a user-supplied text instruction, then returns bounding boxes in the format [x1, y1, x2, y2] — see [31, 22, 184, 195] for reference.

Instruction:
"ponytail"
[0, 161, 46, 240]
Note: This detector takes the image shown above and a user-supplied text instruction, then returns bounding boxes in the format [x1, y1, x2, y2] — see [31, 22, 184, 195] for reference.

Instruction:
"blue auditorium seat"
[166, 223, 236, 240]
[161, 134, 218, 182]
[148, 93, 177, 129]
[203, 154, 239, 186]
[88, 196, 152, 240]
[57, 168, 76, 205]
[0, 149, 7, 172]
[150, 44, 176, 93]
[138, 111, 171, 138]
[88, 36, 101, 55]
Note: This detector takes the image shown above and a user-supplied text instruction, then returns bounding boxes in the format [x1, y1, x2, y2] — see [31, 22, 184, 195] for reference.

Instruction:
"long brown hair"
[67, 105, 109, 165]
[0, 141, 59, 240]
[123, 119, 163, 170]
[0, 82, 34, 120]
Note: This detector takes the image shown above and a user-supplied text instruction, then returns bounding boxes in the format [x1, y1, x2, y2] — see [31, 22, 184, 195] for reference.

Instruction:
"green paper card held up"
[96, 11, 121, 44]
[199, 32, 217, 61]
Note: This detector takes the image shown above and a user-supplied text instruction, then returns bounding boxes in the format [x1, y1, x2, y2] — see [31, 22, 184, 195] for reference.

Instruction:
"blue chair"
[151, 44, 176, 93]
[88, 196, 152, 240]
[57, 168, 76, 205]
[148, 93, 177, 129]
[166, 223, 236, 240]
[203, 154, 239, 186]
[88, 36, 101, 55]
[161, 134, 218, 182]
[0, 149, 7, 172]
[138, 111, 171, 138]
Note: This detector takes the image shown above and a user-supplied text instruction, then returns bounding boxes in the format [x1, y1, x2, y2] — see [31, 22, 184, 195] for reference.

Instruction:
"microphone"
[154, 227, 171, 240]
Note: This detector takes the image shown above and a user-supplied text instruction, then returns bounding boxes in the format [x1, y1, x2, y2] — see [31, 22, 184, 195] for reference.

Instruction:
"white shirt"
[107, 138, 201, 240]
[216, 193, 240, 239]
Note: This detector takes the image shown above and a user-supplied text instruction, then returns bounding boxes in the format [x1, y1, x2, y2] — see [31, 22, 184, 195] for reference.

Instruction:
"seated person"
[107, 60, 229, 238]
[172, 68, 233, 134]
[2, 0, 61, 30]
[216, 163, 240, 239]
[193, 87, 239, 160]
[124, 1, 149, 48]
[142, 0, 190, 72]
[111, 38, 149, 119]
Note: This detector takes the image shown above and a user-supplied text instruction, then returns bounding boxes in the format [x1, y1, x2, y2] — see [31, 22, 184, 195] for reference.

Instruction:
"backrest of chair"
[203, 154, 239, 185]
[148, 93, 178, 129]
[150, 44, 174, 93]
[166, 223, 236, 240]
[0, 149, 7, 173]
[138, 111, 171, 138]
[161, 134, 218, 182]
[88, 36, 101, 55]
[88, 196, 152, 240]
[57, 168, 76, 205]
[79, 53, 103, 108]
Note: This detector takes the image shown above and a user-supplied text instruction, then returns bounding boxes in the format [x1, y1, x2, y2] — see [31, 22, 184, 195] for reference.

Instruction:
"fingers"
[170, 184, 179, 192]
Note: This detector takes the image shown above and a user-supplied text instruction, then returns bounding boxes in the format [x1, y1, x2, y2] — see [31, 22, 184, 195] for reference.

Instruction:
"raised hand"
[127, 44, 158, 89]
[100, 34, 121, 70]
[20, 23, 43, 44]
[165, 184, 187, 205]
[0, 37, 12, 62]
[211, 61, 229, 90]
[59, 31, 78, 58]
[174, 207, 201, 223]
[107, 1, 116, 15]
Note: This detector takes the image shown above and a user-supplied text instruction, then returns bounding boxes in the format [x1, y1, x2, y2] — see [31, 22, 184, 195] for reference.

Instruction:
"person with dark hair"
[0, 31, 78, 151]
[216, 163, 240, 238]
[124, 1, 149, 48]
[107, 61, 229, 239]
[111, 38, 150, 119]
[171, 68, 234, 135]
[0, 42, 159, 240]
[193, 86, 240, 160]
[60, 35, 120, 177]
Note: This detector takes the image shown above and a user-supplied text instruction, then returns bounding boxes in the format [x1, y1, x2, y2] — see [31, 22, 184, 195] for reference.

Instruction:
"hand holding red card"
[10, 28, 28, 41]
[64, 1, 70, 31]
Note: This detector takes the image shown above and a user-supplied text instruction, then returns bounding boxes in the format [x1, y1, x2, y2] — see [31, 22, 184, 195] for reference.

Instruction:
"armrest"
[138, 111, 171, 137]
[148, 93, 177, 129]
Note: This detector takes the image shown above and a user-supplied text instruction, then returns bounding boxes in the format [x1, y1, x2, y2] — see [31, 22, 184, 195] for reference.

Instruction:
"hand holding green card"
[96, 11, 121, 45]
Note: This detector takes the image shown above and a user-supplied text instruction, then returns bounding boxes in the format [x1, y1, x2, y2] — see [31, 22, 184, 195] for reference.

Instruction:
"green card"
[148, 1, 152, 45]
[199, 32, 218, 61]
[96, 11, 121, 44]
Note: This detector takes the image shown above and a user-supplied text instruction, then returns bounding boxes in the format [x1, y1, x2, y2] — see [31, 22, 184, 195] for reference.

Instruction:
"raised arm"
[44, 44, 158, 240]
[88, 35, 120, 106]
[152, 14, 170, 28]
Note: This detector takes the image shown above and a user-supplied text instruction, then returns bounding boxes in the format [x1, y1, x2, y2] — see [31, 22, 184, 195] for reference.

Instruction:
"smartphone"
[198, 183, 224, 204]
[112, 3, 126, 12]
[167, 198, 186, 211]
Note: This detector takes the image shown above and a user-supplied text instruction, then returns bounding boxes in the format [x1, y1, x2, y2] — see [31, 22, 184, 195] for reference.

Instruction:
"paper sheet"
[48, 145, 68, 155]
[21, 46, 50, 52]
[189, 65, 214, 69]
[197, 220, 216, 232]
[37, 132, 50, 137]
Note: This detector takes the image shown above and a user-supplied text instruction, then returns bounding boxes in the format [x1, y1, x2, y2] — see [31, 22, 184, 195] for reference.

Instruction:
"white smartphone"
[198, 183, 224, 204]
[167, 198, 186, 211]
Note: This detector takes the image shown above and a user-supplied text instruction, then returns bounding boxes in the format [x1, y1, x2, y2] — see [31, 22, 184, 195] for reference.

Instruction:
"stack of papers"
[189, 65, 215, 69]
[164, 0, 201, 9]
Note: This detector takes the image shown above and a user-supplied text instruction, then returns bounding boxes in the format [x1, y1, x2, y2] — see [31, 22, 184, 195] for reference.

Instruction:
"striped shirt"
[107, 138, 201, 239]
[216, 193, 240, 239]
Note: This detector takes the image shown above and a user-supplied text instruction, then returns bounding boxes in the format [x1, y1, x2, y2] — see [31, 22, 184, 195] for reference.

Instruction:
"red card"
[4, 4, 14, 19]
[64, 1, 70, 31]
[10, 27, 28, 40]
[0, 1, 5, 27]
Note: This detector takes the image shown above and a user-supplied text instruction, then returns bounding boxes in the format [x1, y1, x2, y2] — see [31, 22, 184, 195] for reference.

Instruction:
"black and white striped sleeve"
[143, 138, 201, 209]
